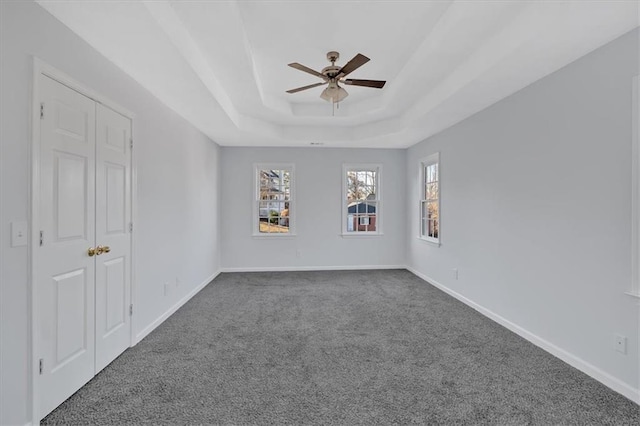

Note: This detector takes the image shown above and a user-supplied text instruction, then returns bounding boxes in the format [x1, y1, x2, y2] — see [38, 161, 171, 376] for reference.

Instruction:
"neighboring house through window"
[254, 163, 294, 235]
[343, 164, 382, 235]
[420, 153, 440, 244]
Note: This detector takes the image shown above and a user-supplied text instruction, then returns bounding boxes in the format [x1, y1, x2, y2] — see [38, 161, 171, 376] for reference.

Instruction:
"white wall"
[221, 147, 406, 270]
[406, 28, 639, 399]
[0, 2, 221, 424]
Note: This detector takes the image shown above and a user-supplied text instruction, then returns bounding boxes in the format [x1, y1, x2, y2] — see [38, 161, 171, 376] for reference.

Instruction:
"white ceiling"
[36, 0, 639, 148]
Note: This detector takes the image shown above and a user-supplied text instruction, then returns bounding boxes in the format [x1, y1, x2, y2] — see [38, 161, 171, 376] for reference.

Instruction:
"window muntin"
[255, 164, 293, 235]
[343, 164, 381, 235]
[420, 154, 439, 243]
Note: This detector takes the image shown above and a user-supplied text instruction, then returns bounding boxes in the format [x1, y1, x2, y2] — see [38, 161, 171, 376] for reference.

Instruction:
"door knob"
[87, 247, 97, 257]
[96, 245, 111, 255]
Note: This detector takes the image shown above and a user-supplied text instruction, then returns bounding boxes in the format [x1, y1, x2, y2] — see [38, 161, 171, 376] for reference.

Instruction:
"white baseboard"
[221, 264, 406, 273]
[135, 270, 221, 343]
[406, 267, 640, 405]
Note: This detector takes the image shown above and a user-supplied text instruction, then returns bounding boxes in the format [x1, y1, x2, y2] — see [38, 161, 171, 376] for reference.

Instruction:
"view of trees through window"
[346, 169, 378, 233]
[258, 169, 291, 234]
[421, 161, 439, 240]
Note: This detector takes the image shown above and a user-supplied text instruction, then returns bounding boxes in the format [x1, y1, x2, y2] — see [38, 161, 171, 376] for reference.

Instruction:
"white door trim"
[30, 57, 137, 423]
[631, 75, 640, 300]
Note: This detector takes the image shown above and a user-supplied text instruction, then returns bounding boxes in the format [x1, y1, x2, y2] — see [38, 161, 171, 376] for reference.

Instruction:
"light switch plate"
[11, 221, 27, 247]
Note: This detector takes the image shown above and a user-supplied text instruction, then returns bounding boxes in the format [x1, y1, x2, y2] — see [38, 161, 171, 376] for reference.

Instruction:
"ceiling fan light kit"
[287, 51, 386, 106]
[320, 82, 348, 103]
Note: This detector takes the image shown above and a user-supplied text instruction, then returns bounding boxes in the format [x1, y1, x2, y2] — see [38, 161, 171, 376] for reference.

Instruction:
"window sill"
[252, 233, 297, 239]
[340, 232, 383, 238]
[418, 236, 440, 247]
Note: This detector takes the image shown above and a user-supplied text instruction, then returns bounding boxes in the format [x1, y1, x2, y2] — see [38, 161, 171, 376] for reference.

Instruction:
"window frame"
[342, 163, 383, 236]
[419, 153, 440, 245]
[253, 163, 295, 237]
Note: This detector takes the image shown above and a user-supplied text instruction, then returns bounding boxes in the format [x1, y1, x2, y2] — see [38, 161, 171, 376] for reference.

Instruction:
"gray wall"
[0, 2, 222, 424]
[221, 147, 406, 271]
[1, 1, 638, 424]
[406, 29, 639, 395]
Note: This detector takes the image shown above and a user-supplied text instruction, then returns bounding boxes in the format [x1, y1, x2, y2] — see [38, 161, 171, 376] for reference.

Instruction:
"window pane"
[427, 163, 438, 183]
[269, 207, 279, 222]
[259, 201, 269, 218]
[260, 177, 269, 191]
[280, 203, 290, 228]
[427, 183, 438, 200]
[427, 201, 438, 219]
[347, 213, 355, 232]
[348, 170, 377, 201]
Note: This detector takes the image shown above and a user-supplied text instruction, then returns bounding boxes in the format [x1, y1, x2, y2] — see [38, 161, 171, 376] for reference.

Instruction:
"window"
[420, 153, 439, 244]
[343, 164, 381, 235]
[254, 164, 294, 236]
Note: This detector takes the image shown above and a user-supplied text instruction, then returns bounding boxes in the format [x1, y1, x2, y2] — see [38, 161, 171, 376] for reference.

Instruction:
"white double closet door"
[35, 75, 132, 419]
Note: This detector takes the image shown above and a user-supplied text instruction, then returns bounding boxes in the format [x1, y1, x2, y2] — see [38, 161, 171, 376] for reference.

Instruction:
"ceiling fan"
[286, 51, 386, 103]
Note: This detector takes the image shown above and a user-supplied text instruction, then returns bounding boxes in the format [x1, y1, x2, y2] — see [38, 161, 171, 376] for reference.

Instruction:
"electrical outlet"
[614, 334, 627, 354]
[453, 268, 458, 280]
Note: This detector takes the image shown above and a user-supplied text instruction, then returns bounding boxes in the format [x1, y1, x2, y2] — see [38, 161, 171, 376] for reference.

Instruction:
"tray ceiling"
[37, 0, 639, 148]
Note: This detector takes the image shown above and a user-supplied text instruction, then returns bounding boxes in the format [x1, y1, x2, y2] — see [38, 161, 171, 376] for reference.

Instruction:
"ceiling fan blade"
[338, 53, 370, 77]
[288, 63, 326, 79]
[343, 79, 386, 89]
[286, 82, 327, 94]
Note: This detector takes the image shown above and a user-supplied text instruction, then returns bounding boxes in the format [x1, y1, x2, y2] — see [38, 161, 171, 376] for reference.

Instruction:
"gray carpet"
[42, 270, 639, 425]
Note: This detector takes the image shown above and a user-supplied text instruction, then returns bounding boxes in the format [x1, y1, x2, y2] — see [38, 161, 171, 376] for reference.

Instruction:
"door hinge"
[129, 304, 133, 316]
[39, 231, 43, 246]
[40, 103, 44, 119]
[39, 358, 44, 375]
[129, 222, 133, 233]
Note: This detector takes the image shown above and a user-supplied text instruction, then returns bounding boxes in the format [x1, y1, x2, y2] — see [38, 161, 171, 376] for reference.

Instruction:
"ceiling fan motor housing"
[321, 65, 341, 79]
